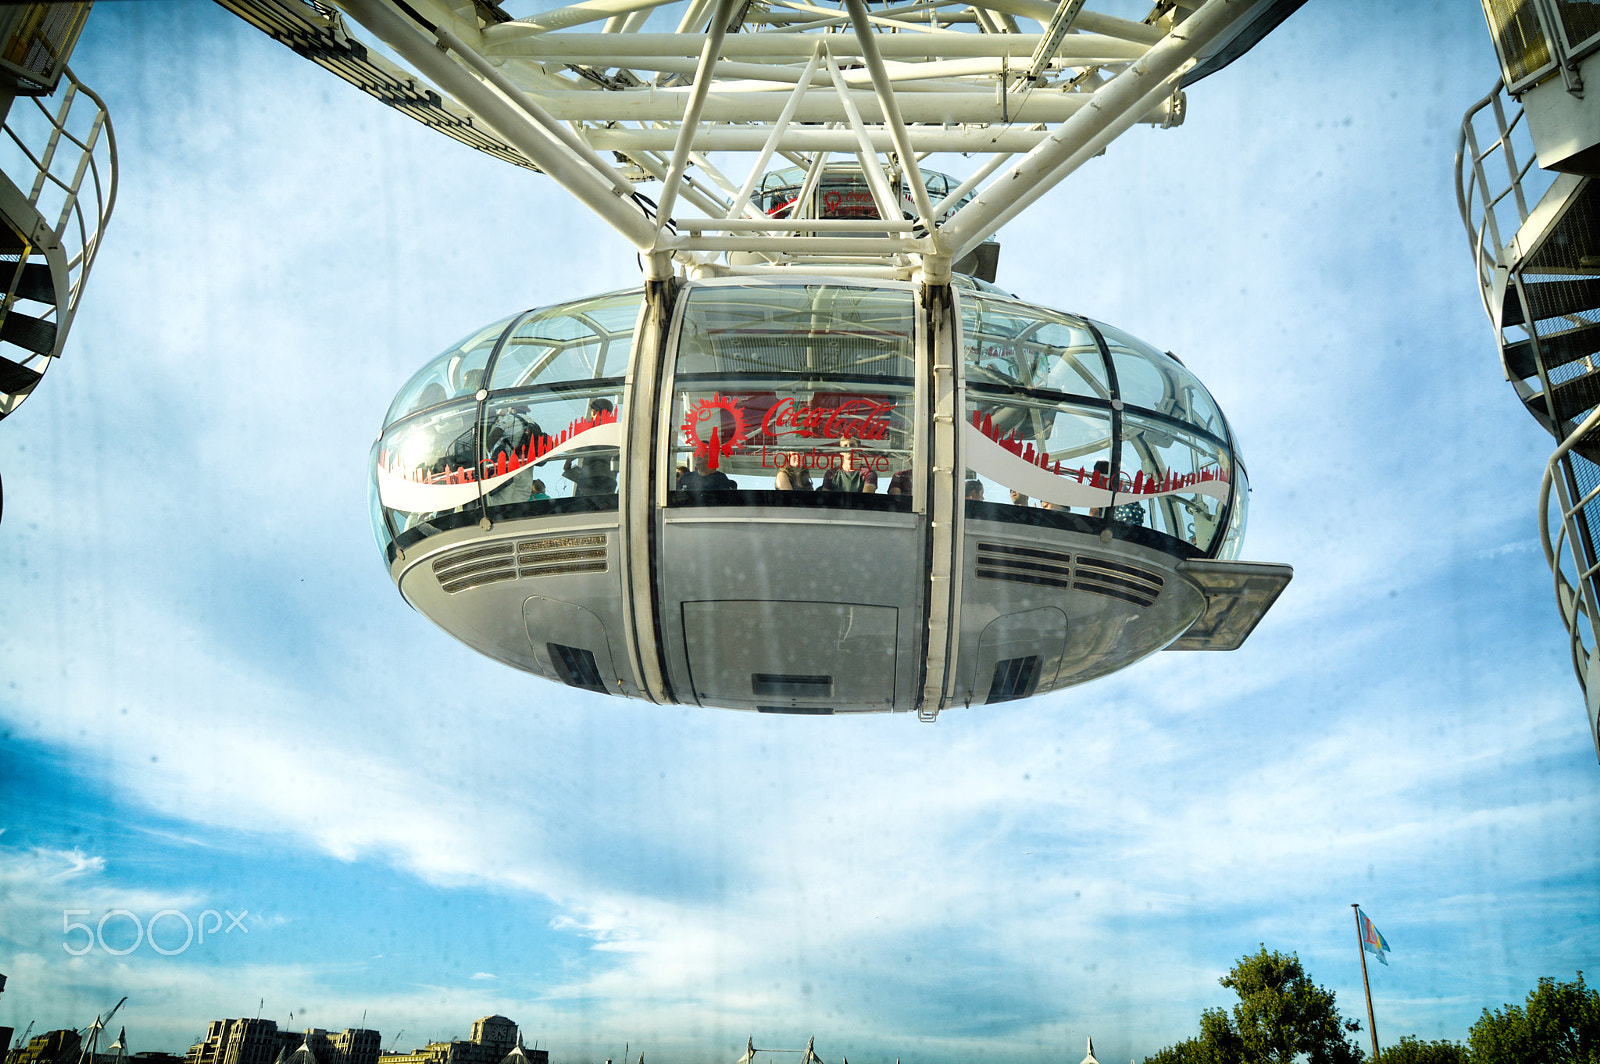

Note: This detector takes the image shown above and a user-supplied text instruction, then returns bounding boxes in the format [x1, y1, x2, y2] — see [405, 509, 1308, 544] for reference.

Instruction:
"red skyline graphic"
[379, 408, 618, 485]
[971, 410, 1227, 494]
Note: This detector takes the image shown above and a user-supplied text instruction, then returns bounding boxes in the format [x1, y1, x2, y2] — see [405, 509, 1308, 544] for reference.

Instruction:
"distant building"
[378, 1017, 542, 1064]
[11, 1030, 82, 1064]
[189, 1019, 279, 1064]
[187, 1023, 378, 1064]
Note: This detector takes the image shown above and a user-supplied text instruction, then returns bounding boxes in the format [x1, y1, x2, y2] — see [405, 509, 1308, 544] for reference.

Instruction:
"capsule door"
[649, 279, 930, 714]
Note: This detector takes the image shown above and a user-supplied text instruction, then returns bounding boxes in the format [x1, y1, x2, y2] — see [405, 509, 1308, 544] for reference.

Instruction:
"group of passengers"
[772, 435, 894, 493]
[962, 459, 1143, 524]
[674, 435, 915, 494]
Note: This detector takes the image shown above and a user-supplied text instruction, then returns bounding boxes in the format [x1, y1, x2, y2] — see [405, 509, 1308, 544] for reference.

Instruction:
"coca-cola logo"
[760, 396, 897, 441]
[681, 394, 748, 469]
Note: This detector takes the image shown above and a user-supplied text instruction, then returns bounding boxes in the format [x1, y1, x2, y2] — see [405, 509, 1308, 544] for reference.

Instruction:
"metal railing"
[0, 62, 117, 417]
[1455, 77, 1551, 318]
[1459, 77, 1600, 752]
[1541, 405, 1600, 749]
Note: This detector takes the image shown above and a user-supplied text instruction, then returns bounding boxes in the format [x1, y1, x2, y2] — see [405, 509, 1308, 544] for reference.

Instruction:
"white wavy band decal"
[963, 422, 1229, 509]
[377, 420, 622, 513]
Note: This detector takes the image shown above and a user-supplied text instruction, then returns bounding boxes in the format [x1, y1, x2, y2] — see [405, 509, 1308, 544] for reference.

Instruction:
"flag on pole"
[1356, 907, 1391, 966]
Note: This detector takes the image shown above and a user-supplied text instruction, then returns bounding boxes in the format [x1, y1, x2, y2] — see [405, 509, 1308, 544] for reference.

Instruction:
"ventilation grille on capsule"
[987, 655, 1041, 703]
[549, 642, 608, 692]
[975, 543, 1163, 608]
[433, 534, 608, 594]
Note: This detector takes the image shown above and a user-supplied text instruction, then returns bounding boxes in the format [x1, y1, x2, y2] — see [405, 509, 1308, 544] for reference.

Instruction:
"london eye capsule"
[370, 273, 1290, 717]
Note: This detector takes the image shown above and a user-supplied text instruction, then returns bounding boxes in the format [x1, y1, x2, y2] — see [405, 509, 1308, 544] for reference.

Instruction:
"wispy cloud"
[2, 5, 1598, 1064]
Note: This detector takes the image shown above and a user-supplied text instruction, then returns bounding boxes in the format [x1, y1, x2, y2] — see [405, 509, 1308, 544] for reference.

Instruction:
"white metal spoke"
[823, 49, 902, 225]
[653, 0, 741, 235]
[725, 42, 825, 220]
[317, 0, 1275, 278]
[844, 0, 936, 228]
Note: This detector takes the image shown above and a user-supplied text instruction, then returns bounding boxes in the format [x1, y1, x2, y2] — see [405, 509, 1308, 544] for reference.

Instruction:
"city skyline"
[2, 3, 1598, 1064]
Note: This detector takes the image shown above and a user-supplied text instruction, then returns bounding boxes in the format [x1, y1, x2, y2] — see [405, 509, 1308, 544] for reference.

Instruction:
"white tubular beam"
[555, 54, 1021, 87]
[584, 126, 1056, 152]
[481, 29, 1147, 61]
[725, 43, 826, 220]
[514, 89, 1161, 124]
[670, 235, 913, 252]
[722, 263, 914, 278]
[675, 0, 714, 33]
[928, 150, 1010, 217]
[336, 0, 657, 249]
[688, 150, 745, 200]
[969, 4, 1003, 34]
[623, 147, 728, 218]
[674, 74, 997, 94]
[434, 27, 635, 198]
[509, 0, 678, 33]
[823, 49, 902, 224]
[844, 0, 936, 229]
[679, 217, 918, 230]
[966, 0, 1162, 42]
[790, 141, 830, 220]
[939, 0, 1257, 255]
[653, 0, 741, 233]
[953, 74, 1172, 258]
[768, 0, 946, 33]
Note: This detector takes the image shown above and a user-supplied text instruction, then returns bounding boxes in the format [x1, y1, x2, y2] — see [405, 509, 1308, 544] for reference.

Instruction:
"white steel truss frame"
[331, 0, 1266, 281]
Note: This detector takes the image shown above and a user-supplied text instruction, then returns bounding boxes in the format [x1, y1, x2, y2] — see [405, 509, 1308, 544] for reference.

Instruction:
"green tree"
[1378, 1036, 1468, 1064]
[1145, 947, 1365, 1064]
[1468, 972, 1600, 1064]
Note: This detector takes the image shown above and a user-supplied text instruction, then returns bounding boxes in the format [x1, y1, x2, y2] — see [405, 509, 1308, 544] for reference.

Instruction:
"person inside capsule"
[775, 451, 813, 490]
[563, 453, 618, 495]
[678, 452, 735, 491]
[821, 435, 864, 492]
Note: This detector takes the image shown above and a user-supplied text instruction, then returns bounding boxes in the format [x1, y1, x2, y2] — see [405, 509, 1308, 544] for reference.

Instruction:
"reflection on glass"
[670, 385, 912, 496]
[669, 285, 916, 505]
[677, 284, 916, 378]
[1092, 320, 1228, 439]
[1116, 412, 1232, 551]
[489, 291, 640, 391]
[1217, 466, 1249, 560]
[374, 289, 642, 545]
[368, 439, 393, 555]
[963, 394, 1113, 514]
[959, 298, 1243, 557]
[962, 293, 1109, 397]
[481, 388, 623, 515]
[377, 400, 482, 530]
[385, 314, 516, 425]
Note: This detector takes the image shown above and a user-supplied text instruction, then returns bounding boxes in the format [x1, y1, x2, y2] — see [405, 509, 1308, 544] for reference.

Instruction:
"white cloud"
[3, 4, 1599, 1064]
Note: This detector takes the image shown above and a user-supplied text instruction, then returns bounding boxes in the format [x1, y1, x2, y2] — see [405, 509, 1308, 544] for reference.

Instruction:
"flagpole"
[1352, 904, 1380, 1063]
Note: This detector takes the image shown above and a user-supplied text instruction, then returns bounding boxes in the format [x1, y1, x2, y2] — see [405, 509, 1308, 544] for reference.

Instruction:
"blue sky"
[2, 2, 1598, 1063]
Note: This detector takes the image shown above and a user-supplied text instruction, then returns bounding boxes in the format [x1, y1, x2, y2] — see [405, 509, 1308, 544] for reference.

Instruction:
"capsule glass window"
[1115, 412, 1234, 554]
[488, 290, 641, 391]
[1092, 319, 1228, 438]
[667, 284, 916, 503]
[1216, 465, 1250, 561]
[963, 395, 1114, 519]
[384, 314, 515, 426]
[962, 295, 1109, 399]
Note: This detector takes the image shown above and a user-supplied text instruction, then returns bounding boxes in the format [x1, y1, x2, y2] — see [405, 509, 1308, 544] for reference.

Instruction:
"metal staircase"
[0, 0, 117, 424]
[1457, 0, 1600, 760]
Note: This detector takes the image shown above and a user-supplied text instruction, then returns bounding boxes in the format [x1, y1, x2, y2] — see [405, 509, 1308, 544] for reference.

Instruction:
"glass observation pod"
[371, 278, 1291, 717]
